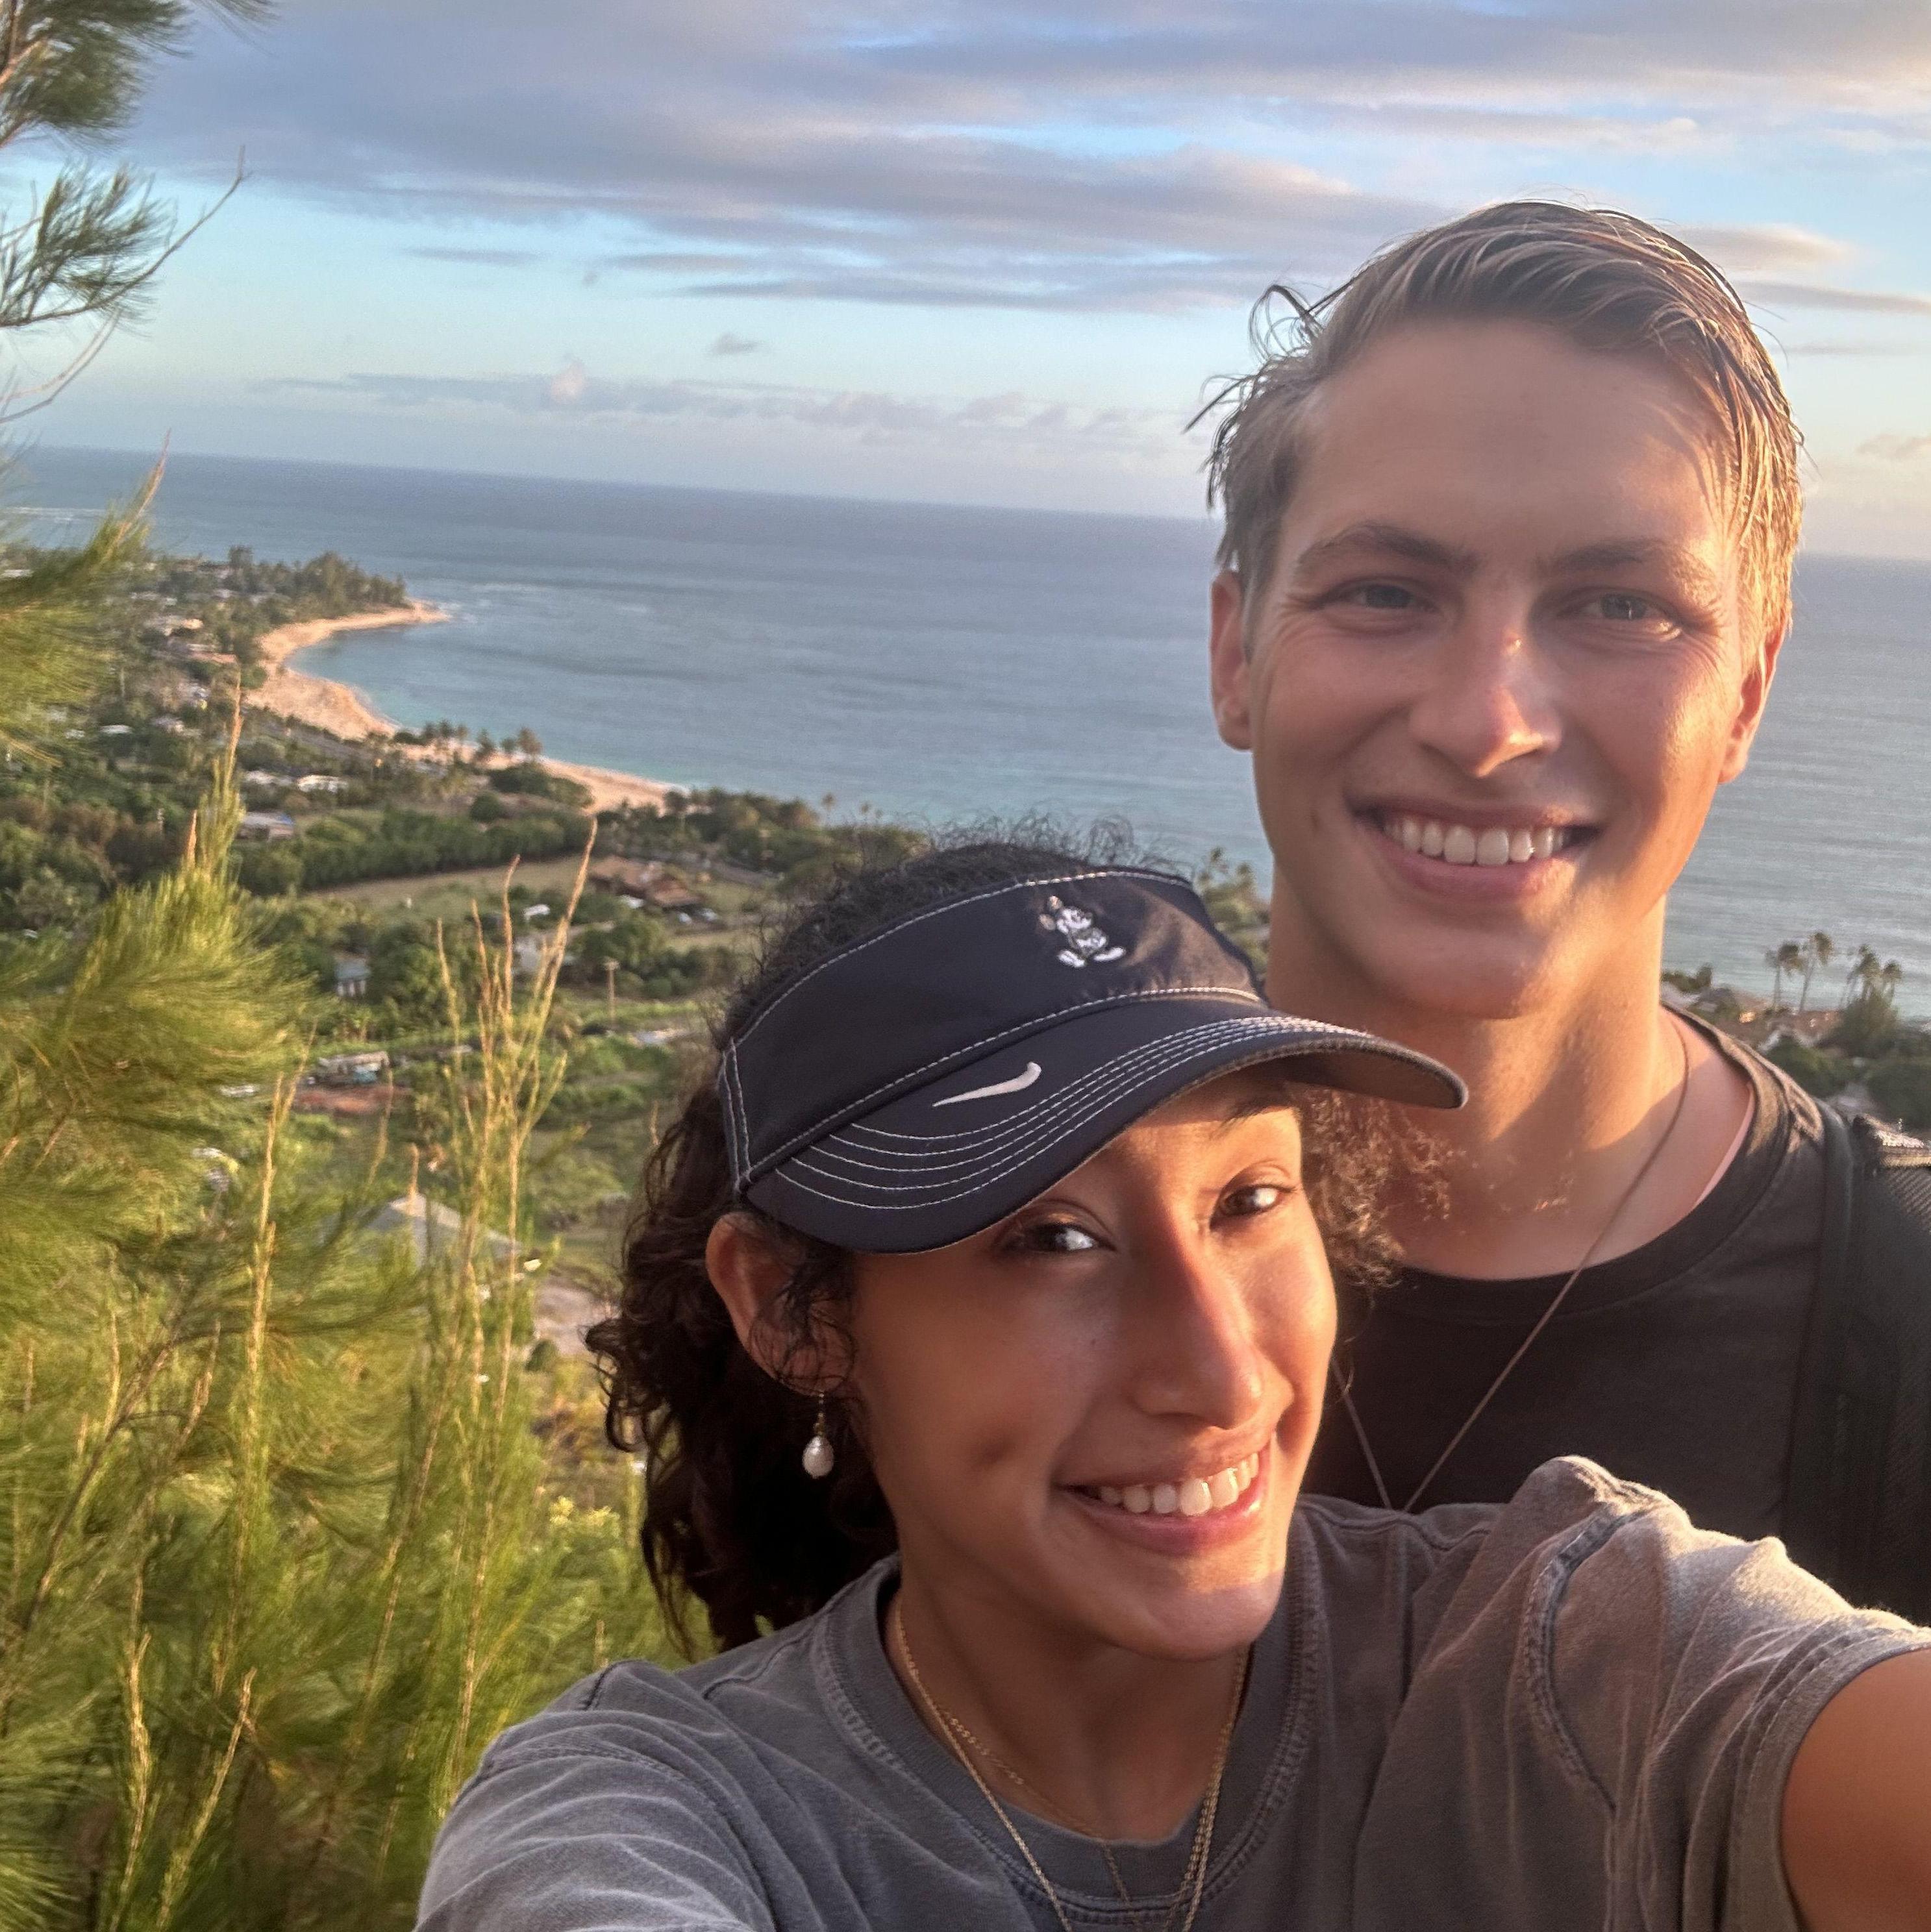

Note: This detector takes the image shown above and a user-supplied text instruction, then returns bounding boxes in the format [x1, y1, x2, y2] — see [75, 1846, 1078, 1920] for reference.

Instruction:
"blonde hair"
[1201, 201, 1802, 633]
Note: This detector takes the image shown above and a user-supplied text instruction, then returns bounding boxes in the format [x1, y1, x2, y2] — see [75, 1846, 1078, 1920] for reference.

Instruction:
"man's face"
[1209, 318, 1782, 1022]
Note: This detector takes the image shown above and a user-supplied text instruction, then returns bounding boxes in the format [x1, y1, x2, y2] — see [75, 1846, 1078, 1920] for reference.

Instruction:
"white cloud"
[128, 0, 1928, 317]
[1860, 432, 1931, 461]
[545, 358, 589, 406]
[262, 365, 1182, 461]
[1741, 279, 1931, 316]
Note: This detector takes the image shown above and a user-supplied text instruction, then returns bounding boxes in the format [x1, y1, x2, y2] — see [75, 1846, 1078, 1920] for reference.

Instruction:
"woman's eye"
[1010, 1219, 1099, 1255]
[1220, 1182, 1287, 1220]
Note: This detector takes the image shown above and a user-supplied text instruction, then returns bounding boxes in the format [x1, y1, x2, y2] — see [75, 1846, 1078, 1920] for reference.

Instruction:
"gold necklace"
[1339, 1018, 1695, 1513]
[890, 1595, 1247, 1932]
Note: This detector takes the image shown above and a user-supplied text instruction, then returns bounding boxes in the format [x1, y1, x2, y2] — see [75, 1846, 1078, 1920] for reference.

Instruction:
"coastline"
[249, 602, 677, 814]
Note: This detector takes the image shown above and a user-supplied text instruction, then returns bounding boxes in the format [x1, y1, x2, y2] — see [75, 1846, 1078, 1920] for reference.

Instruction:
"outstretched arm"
[1784, 1650, 1931, 1931]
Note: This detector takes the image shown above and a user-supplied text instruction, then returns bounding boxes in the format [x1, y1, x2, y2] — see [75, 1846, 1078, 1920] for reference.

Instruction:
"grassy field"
[314, 854, 595, 919]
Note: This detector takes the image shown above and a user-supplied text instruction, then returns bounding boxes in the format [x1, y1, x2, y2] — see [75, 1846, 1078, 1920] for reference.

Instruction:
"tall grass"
[0, 740, 666, 1927]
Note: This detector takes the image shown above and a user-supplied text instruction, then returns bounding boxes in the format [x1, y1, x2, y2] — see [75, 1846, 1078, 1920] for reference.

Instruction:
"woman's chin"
[1068, 1567, 1288, 1663]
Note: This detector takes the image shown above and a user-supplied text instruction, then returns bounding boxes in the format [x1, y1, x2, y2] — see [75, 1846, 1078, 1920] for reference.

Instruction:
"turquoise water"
[15, 445, 1930, 1011]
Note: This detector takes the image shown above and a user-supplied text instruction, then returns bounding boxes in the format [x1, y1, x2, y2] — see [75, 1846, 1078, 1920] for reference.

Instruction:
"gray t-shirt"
[419, 1459, 1926, 1932]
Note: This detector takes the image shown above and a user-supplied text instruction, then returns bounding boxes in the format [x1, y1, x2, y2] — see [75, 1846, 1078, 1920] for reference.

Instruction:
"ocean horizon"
[14, 443, 1930, 1014]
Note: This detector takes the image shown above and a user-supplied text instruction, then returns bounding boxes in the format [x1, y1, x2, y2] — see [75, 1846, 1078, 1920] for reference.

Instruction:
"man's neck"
[1266, 906, 1754, 1281]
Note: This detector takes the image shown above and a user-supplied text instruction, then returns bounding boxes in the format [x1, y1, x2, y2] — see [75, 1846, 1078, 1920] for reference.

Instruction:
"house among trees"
[310, 1048, 389, 1086]
[588, 856, 707, 913]
[238, 810, 297, 841]
[333, 955, 370, 998]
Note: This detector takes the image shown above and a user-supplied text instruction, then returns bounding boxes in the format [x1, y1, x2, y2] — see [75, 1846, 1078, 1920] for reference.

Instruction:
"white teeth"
[1385, 814, 1571, 867]
[1091, 1456, 1261, 1518]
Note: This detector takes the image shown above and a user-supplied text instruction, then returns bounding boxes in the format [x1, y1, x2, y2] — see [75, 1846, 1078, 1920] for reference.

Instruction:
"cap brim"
[747, 996, 1463, 1254]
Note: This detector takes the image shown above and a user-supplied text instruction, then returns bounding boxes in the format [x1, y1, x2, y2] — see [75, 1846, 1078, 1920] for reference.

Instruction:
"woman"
[419, 839, 1931, 1931]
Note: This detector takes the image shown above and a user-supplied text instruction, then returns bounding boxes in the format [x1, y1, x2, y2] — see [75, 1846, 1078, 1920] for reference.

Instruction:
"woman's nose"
[1130, 1237, 1269, 1429]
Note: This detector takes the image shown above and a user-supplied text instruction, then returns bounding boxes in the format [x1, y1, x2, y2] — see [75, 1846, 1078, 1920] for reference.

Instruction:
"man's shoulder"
[1688, 1015, 1827, 1141]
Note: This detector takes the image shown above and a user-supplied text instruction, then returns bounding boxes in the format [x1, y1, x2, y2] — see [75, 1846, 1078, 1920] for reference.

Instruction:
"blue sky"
[14, 0, 1931, 552]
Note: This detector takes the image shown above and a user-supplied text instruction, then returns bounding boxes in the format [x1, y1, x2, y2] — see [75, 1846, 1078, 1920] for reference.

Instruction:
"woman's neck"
[888, 1569, 1247, 1843]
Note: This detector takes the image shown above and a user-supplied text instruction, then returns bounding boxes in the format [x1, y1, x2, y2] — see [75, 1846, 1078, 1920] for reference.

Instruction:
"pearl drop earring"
[801, 1397, 834, 1480]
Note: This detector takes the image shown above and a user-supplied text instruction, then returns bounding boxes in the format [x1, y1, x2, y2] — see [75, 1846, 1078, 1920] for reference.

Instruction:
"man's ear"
[1209, 569, 1255, 751]
[706, 1212, 808, 1381]
[1718, 610, 1788, 785]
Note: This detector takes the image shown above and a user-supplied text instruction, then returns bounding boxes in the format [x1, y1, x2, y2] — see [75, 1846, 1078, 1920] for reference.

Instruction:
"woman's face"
[847, 1069, 1335, 1663]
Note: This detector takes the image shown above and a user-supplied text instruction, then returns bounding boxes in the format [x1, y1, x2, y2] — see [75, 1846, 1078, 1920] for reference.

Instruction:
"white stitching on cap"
[834, 1015, 1369, 1148]
[791, 1018, 1288, 1187]
[773, 1026, 1304, 1211]
[810, 1019, 1288, 1175]
[731, 868, 1185, 1058]
[747, 983, 1258, 1180]
[726, 1041, 751, 1184]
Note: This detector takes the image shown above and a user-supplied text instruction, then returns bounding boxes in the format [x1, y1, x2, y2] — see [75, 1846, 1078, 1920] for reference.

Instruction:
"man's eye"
[1011, 1219, 1099, 1255]
[1220, 1182, 1288, 1220]
[1343, 582, 1419, 610]
[1585, 592, 1665, 623]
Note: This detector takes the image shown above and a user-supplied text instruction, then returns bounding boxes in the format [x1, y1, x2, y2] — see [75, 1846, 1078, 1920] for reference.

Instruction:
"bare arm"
[1783, 1650, 1931, 1931]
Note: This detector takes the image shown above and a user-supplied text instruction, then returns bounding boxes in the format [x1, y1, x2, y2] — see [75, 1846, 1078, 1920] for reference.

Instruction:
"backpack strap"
[1784, 1109, 1931, 1623]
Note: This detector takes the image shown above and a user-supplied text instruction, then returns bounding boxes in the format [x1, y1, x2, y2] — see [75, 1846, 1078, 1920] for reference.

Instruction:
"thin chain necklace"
[889, 1594, 1248, 1932]
[1339, 1019, 1693, 1515]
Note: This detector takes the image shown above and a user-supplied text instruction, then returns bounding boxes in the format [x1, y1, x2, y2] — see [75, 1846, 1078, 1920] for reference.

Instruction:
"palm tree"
[1799, 931, 1834, 1011]
[1844, 945, 1880, 1008]
[1766, 940, 1804, 1010]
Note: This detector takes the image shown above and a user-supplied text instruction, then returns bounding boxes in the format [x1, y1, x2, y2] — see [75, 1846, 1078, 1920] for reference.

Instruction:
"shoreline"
[248, 603, 679, 814]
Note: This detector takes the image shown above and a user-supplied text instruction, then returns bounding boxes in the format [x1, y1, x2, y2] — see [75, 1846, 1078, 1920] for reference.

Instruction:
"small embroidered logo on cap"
[1039, 895, 1125, 969]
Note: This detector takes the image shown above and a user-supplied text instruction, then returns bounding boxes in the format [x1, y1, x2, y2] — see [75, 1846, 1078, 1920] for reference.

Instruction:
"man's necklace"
[889, 1594, 1248, 1932]
[1338, 1018, 1694, 1515]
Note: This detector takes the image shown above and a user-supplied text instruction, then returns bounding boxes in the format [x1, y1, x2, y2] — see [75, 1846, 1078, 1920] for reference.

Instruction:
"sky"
[10, 0, 1931, 551]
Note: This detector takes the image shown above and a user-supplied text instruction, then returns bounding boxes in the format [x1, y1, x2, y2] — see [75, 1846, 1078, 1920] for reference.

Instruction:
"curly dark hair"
[589, 832, 1395, 1655]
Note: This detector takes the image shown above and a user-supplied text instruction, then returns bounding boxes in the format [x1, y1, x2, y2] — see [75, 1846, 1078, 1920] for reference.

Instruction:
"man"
[1205, 202, 1931, 1618]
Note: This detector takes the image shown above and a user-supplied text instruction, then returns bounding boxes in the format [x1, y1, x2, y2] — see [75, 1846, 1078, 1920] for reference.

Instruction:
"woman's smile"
[1063, 1441, 1275, 1551]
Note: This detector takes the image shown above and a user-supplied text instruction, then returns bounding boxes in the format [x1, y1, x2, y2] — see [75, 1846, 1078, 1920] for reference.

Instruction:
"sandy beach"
[249, 603, 677, 813]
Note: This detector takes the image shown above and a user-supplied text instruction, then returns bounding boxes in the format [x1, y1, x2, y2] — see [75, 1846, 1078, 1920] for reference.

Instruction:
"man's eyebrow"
[1288, 521, 1479, 581]
[1536, 538, 1725, 599]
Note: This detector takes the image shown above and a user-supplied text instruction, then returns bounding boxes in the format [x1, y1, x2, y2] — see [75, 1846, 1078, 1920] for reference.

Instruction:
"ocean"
[12, 445, 1929, 1012]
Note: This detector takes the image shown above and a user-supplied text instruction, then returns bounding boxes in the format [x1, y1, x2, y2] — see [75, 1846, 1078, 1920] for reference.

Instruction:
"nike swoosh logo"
[932, 1061, 1043, 1108]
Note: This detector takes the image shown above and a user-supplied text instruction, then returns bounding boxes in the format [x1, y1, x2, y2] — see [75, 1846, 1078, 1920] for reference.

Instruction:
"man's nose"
[1406, 597, 1558, 780]
[1130, 1235, 1267, 1430]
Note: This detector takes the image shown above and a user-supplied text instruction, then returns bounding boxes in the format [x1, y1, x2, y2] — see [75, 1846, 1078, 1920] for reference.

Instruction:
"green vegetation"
[1675, 930, 1928, 1130]
[0, 6, 682, 1923]
[232, 802, 596, 893]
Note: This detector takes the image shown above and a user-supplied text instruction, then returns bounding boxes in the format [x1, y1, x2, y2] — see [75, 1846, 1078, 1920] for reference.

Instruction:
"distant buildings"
[311, 1048, 388, 1085]
[238, 810, 297, 841]
[333, 956, 370, 999]
[587, 856, 707, 913]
